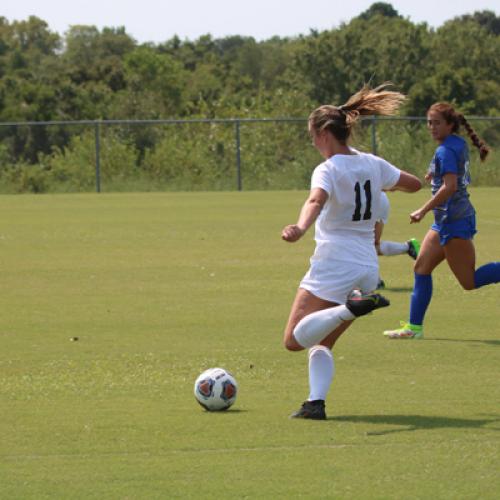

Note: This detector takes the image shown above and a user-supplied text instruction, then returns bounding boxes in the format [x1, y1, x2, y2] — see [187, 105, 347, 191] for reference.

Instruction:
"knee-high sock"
[379, 240, 409, 256]
[308, 346, 335, 401]
[409, 273, 432, 326]
[474, 262, 500, 288]
[293, 306, 355, 349]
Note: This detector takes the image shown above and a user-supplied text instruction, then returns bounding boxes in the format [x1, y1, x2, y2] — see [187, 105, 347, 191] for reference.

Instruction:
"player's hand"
[410, 208, 426, 224]
[424, 172, 433, 183]
[281, 224, 304, 242]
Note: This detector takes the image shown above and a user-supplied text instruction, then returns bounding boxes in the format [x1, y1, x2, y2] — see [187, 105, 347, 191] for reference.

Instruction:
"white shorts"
[377, 192, 390, 224]
[300, 260, 379, 305]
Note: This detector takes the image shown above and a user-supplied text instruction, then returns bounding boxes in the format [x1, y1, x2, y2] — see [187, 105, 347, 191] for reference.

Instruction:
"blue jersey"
[428, 134, 475, 224]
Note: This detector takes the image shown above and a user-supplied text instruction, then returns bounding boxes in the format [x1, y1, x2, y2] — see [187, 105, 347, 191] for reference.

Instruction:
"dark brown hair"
[308, 83, 406, 144]
[428, 102, 490, 162]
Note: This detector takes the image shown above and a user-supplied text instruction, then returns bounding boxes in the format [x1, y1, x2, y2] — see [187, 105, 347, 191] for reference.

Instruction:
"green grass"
[0, 189, 499, 499]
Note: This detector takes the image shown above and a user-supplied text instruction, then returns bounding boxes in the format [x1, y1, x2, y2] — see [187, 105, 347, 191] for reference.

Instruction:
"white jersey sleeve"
[378, 158, 401, 190]
[311, 162, 333, 195]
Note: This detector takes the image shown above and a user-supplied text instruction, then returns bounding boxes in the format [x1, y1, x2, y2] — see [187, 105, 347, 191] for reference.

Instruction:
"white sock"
[293, 305, 355, 348]
[308, 345, 335, 401]
[379, 240, 409, 256]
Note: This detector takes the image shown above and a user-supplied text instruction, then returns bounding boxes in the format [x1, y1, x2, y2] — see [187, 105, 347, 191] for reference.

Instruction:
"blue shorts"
[431, 214, 477, 246]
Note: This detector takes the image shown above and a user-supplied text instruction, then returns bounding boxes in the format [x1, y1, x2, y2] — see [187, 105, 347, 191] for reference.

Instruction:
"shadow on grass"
[200, 409, 249, 415]
[329, 414, 500, 436]
[425, 338, 500, 347]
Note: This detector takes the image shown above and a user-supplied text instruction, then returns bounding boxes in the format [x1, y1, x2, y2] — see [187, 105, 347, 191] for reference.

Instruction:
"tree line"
[0, 2, 499, 191]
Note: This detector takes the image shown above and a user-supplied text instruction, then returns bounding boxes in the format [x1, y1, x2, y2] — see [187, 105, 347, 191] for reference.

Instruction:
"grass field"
[1, 189, 499, 499]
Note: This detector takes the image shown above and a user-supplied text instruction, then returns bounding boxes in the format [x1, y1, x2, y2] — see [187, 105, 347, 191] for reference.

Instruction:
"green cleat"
[383, 321, 423, 339]
[407, 238, 421, 260]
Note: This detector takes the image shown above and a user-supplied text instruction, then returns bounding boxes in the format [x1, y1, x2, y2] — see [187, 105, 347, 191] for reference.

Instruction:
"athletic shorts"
[431, 214, 477, 246]
[300, 259, 379, 305]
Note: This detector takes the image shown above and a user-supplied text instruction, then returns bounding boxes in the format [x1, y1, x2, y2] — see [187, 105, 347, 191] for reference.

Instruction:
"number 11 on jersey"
[352, 180, 372, 221]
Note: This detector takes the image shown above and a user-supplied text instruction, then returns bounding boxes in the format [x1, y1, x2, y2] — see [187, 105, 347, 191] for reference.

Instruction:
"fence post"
[235, 120, 242, 191]
[95, 121, 101, 193]
[371, 115, 377, 156]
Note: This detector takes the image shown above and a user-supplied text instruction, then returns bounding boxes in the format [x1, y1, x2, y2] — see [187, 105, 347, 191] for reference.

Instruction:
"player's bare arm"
[282, 188, 328, 242]
[410, 173, 457, 223]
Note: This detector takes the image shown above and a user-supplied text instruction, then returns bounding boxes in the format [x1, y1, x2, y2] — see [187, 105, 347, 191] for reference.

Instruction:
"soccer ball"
[194, 367, 238, 411]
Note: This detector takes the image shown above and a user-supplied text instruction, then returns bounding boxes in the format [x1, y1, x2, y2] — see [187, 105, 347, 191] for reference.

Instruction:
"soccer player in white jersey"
[375, 191, 421, 289]
[281, 84, 422, 420]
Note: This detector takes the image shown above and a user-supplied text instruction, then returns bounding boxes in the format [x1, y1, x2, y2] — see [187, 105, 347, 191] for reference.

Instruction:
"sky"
[3, 0, 498, 43]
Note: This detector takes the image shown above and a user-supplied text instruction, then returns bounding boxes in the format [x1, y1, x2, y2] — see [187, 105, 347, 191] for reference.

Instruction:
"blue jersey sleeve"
[435, 145, 458, 176]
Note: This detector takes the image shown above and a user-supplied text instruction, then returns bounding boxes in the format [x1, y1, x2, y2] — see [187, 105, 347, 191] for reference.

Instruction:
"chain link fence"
[0, 116, 499, 193]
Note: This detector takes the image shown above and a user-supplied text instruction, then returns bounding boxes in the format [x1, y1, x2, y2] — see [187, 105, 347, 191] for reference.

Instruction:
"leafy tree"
[0, 17, 64, 161]
[432, 18, 500, 83]
[358, 2, 402, 20]
[406, 66, 478, 115]
[457, 10, 500, 35]
[411, 18, 500, 115]
[121, 45, 186, 116]
[63, 25, 135, 91]
[110, 45, 188, 160]
[294, 15, 431, 105]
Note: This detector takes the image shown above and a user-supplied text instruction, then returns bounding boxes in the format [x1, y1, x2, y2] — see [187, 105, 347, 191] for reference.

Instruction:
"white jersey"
[310, 150, 400, 267]
[377, 191, 390, 224]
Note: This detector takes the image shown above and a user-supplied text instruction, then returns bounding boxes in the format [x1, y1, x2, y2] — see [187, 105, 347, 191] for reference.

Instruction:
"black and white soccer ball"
[194, 367, 238, 411]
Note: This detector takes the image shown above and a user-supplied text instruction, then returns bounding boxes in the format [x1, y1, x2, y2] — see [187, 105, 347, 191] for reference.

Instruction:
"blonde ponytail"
[309, 83, 405, 144]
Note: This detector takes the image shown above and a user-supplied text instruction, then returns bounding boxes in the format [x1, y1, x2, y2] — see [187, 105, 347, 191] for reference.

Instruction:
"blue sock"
[409, 273, 433, 326]
[474, 262, 500, 289]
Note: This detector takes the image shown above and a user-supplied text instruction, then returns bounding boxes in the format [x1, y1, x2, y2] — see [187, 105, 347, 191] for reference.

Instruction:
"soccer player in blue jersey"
[384, 102, 498, 339]
[375, 191, 420, 289]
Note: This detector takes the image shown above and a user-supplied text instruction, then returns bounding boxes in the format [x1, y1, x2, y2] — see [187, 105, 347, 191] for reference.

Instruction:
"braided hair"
[428, 103, 490, 162]
[309, 83, 406, 144]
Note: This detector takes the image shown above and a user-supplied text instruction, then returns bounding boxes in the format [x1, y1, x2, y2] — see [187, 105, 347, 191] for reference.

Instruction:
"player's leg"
[443, 215, 500, 290]
[375, 215, 420, 292]
[414, 229, 445, 274]
[384, 229, 444, 339]
[289, 321, 353, 420]
[374, 220, 384, 256]
[375, 201, 420, 259]
[312, 268, 389, 350]
[287, 266, 389, 419]
[444, 238, 500, 290]
[287, 291, 389, 350]
[289, 262, 390, 350]
[443, 238, 476, 290]
[291, 256, 390, 350]
[283, 288, 338, 352]
[474, 262, 500, 288]
[374, 220, 386, 289]
[379, 240, 415, 257]
[284, 288, 339, 419]
[290, 268, 387, 420]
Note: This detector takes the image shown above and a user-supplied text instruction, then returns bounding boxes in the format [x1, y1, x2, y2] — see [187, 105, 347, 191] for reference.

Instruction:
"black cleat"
[346, 293, 390, 317]
[290, 400, 326, 420]
[376, 279, 386, 290]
